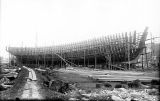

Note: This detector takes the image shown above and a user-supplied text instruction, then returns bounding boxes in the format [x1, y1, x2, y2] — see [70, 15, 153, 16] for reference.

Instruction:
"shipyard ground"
[0, 66, 159, 101]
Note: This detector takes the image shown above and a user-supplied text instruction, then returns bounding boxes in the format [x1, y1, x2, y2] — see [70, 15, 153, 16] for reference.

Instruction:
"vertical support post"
[52, 52, 53, 67]
[108, 55, 110, 70]
[35, 50, 37, 68]
[52, 47, 54, 67]
[13, 55, 15, 67]
[125, 32, 128, 69]
[109, 54, 111, 70]
[37, 55, 39, 67]
[44, 49, 46, 67]
[8, 52, 10, 67]
[46, 57, 48, 67]
[27, 55, 28, 66]
[27, 55, 29, 66]
[128, 32, 131, 70]
[61, 51, 62, 68]
[38, 50, 40, 67]
[35, 33, 38, 68]
[64, 55, 66, 69]
[11, 55, 13, 66]
[158, 44, 160, 67]
[84, 50, 85, 67]
[21, 54, 23, 66]
[145, 47, 148, 68]
[23, 47, 25, 66]
[87, 58, 89, 67]
[95, 55, 97, 69]
[142, 54, 143, 70]
[150, 33, 152, 64]
[51, 42, 54, 68]
[105, 56, 108, 69]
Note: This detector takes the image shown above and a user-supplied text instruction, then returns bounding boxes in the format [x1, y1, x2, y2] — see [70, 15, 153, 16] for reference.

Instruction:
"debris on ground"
[65, 87, 159, 101]
[0, 66, 21, 92]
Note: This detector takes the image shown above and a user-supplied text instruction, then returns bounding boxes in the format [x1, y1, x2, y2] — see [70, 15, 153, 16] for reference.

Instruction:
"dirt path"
[20, 66, 43, 99]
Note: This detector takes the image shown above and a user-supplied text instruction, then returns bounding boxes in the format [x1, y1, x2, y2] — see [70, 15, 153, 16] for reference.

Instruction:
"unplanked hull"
[7, 27, 148, 66]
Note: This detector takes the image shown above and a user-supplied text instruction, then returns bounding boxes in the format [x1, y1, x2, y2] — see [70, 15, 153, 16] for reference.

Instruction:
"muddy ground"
[0, 66, 159, 101]
[0, 67, 28, 99]
[35, 68, 159, 100]
[0, 67, 68, 100]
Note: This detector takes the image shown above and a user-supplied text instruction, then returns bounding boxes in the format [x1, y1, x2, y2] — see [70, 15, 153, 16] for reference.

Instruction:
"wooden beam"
[95, 55, 97, 69]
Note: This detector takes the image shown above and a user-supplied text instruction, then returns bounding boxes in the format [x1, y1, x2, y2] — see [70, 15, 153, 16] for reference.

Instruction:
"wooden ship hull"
[7, 27, 148, 69]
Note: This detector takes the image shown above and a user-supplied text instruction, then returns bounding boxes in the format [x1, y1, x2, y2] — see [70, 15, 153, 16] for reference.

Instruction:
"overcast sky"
[0, 0, 160, 59]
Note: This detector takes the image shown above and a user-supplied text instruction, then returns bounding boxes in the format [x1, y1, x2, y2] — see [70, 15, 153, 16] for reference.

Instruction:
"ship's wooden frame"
[7, 27, 148, 70]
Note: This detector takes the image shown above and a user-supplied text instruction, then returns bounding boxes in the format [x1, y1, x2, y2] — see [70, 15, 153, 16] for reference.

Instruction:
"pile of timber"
[0, 67, 21, 91]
